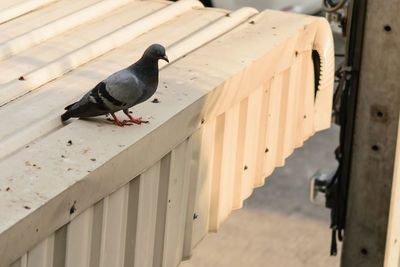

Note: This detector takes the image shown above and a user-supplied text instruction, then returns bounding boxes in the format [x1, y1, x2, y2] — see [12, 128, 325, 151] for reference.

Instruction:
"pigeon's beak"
[162, 55, 169, 63]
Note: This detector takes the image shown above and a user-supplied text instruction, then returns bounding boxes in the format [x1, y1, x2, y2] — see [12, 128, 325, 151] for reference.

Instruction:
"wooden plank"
[98, 185, 129, 267]
[27, 235, 54, 267]
[134, 162, 160, 267]
[162, 139, 192, 267]
[65, 207, 93, 267]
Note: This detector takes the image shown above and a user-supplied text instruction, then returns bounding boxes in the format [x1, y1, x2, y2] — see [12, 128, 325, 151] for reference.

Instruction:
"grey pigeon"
[61, 44, 169, 126]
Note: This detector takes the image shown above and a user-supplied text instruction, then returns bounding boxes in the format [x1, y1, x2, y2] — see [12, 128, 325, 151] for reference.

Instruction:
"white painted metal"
[162, 139, 192, 267]
[0, 0, 57, 24]
[98, 185, 129, 267]
[65, 207, 93, 267]
[0, 1, 334, 266]
[0, 5, 253, 161]
[26, 235, 54, 267]
[0, 0, 134, 61]
[0, 0, 203, 105]
[0, 0, 100, 44]
[134, 162, 160, 267]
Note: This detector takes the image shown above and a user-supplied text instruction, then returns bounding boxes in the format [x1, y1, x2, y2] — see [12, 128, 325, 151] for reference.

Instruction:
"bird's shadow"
[80, 117, 114, 126]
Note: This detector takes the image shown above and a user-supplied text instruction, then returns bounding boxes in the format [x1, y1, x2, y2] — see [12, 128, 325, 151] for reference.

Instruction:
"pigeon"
[61, 44, 169, 126]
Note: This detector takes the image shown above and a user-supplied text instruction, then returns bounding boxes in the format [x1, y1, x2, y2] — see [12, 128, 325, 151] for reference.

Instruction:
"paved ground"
[181, 125, 341, 267]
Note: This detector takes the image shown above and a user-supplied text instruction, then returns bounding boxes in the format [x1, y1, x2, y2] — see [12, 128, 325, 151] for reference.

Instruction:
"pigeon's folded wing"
[103, 69, 144, 109]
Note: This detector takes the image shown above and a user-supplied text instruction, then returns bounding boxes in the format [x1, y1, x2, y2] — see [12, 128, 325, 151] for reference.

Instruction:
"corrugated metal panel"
[0, 0, 334, 266]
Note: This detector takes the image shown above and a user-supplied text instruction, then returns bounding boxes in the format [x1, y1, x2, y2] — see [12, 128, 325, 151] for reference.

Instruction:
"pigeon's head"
[144, 44, 169, 63]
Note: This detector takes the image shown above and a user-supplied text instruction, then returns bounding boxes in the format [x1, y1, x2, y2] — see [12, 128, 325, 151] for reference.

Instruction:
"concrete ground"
[181, 125, 341, 267]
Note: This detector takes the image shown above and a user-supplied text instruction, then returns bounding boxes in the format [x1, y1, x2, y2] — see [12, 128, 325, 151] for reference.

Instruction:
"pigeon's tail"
[61, 110, 72, 122]
[61, 102, 76, 121]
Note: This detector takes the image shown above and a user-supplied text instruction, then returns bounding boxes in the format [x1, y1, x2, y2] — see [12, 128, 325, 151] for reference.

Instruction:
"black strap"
[331, 229, 337, 256]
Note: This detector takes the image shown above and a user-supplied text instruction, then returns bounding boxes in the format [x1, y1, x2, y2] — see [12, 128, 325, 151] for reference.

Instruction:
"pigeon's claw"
[109, 113, 128, 127]
[125, 114, 149, 125]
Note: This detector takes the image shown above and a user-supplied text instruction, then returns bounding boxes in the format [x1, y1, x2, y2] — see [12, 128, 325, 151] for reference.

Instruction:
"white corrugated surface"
[0, 0, 334, 266]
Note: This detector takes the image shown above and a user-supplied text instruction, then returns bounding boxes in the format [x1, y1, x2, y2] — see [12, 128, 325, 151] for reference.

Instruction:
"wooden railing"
[0, 1, 334, 266]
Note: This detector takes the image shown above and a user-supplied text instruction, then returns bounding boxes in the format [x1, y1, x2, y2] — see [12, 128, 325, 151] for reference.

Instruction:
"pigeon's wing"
[103, 69, 145, 109]
[61, 82, 111, 121]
